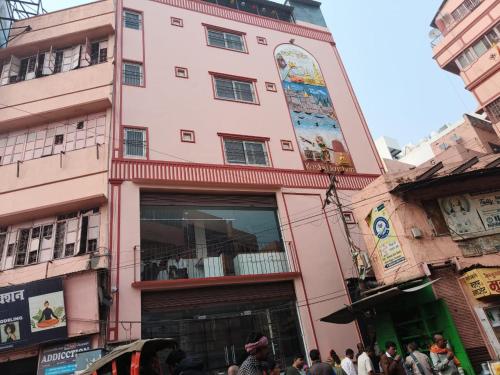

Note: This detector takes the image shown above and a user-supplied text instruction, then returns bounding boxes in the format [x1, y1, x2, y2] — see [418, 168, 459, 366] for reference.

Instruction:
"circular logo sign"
[373, 217, 390, 239]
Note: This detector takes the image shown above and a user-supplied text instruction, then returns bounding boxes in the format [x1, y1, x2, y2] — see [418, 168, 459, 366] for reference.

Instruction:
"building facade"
[0, 1, 114, 373]
[431, 0, 500, 136]
[345, 155, 500, 374]
[109, 0, 383, 372]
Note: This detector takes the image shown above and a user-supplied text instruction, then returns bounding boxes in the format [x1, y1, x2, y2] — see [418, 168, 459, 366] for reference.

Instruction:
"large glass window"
[214, 77, 256, 103]
[140, 195, 286, 281]
[207, 29, 245, 52]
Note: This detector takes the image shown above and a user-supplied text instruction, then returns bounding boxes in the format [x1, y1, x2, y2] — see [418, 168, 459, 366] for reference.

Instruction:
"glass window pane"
[486, 29, 500, 44]
[208, 30, 226, 48]
[215, 78, 235, 99]
[224, 140, 246, 164]
[472, 38, 490, 57]
[244, 142, 267, 165]
[124, 11, 141, 30]
[234, 81, 254, 102]
[225, 33, 244, 51]
[123, 63, 142, 86]
[125, 129, 145, 157]
[457, 54, 470, 69]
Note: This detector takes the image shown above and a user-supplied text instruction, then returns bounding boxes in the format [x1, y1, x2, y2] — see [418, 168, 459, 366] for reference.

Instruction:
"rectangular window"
[124, 10, 142, 30]
[53, 50, 63, 73]
[224, 139, 268, 166]
[124, 128, 147, 158]
[90, 41, 108, 65]
[123, 62, 143, 86]
[214, 77, 256, 103]
[207, 28, 245, 52]
[422, 200, 450, 236]
[471, 37, 490, 57]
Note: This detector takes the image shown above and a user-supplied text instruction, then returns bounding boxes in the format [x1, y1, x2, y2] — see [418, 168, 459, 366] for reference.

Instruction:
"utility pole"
[323, 172, 363, 278]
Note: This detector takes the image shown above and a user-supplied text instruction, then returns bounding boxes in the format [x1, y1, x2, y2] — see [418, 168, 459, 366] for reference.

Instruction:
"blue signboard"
[0, 277, 67, 351]
[37, 338, 92, 375]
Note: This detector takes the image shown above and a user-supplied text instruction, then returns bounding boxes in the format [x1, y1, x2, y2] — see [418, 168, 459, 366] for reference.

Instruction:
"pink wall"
[119, 0, 382, 175]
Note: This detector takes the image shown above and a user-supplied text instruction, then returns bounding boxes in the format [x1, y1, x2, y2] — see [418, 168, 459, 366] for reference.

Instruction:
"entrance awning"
[320, 279, 439, 324]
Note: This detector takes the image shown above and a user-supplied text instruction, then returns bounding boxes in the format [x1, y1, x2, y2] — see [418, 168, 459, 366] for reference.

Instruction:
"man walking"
[429, 335, 460, 375]
[357, 347, 375, 375]
[341, 349, 357, 375]
[286, 354, 305, 375]
[309, 349, 335, 375]
[405, 342, 433, 375]
[379, 342, 405, 375]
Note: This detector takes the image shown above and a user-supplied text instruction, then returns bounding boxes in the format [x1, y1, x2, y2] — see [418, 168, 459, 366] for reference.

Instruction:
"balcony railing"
[434, 0, 483, 36]
[137, 241, 300, 282]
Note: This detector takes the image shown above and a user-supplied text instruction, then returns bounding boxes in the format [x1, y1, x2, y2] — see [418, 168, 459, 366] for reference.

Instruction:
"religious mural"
[275, 44, 355, 173]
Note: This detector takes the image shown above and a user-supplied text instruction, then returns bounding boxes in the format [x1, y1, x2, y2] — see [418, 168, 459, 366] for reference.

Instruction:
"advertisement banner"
[462, 268, 500, 299]
[368, 203, 406, 270]
[0, 277, 66, 352]
[37, 338, 91, 375]
[275, 44, 355, 174]
[439, 192, 500, 240]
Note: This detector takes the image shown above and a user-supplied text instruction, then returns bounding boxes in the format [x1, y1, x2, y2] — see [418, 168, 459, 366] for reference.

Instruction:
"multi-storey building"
[109, 0, 382, 371]
[430, 0, 500, 135]
[0, 1, 114, 373]
[342, 155, 500, 374]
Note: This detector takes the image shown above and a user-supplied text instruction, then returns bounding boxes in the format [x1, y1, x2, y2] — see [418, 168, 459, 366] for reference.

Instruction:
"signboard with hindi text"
[368, 203, 406, 270]
[0, 277, 66, 351]
[462, 268, 500, 299]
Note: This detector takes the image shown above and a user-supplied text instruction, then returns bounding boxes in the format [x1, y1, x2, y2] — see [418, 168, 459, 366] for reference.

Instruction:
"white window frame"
[122, 62, 143, 86]
[223, 138, 269, 166]
[207, 28, 246, 52]
[124, 10, 142, 30]
[214, 77, 256, 103]
[123, 128, 147, 159]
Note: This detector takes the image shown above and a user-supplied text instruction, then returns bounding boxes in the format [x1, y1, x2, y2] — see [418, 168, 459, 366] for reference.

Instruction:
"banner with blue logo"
[369, 203, 406, 269]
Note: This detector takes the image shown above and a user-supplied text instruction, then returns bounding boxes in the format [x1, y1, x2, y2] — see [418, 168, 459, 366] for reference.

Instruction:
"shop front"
[461, 267, 500, 359]
[321, 279, 475, 375]
[142, 281, 304, 375]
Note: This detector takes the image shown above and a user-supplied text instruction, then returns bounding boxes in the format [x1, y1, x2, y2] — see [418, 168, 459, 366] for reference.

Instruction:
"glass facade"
[140, 195, 287, 281]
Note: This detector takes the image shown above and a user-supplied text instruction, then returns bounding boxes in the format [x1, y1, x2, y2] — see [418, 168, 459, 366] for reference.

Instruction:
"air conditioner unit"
[451, 134, 462, 143]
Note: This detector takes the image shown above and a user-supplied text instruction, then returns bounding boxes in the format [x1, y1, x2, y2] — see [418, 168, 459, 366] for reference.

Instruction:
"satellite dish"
[428, 28, 441, 40]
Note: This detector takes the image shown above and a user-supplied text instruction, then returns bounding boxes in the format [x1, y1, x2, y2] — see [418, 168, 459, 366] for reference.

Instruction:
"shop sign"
[462, 268, 500, 299]
[0, 277, 67, 352]
[37, 338, 91, 375]
[439, 192, 500, 241]
[75, 348, 106, 374]
[368, 203, 406, 269]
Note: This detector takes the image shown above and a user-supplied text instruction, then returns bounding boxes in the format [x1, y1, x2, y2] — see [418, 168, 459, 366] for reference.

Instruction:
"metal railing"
[434, 0, 483, 36]
[137, 240, 299, 282]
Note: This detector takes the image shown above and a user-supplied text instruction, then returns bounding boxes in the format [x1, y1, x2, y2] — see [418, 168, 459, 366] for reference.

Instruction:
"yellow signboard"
[462, 268, 500, 299]
[368, 204, 406, 270]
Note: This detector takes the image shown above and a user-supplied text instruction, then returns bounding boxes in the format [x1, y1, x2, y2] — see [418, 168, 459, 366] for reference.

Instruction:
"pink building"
[431, 0, 500, 135]
[109, 0, 382, 371]
[0, 1, 114, 372]
[346, 155, 500, 373]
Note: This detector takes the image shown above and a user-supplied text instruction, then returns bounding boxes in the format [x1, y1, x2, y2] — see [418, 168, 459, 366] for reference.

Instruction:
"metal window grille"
[123, 63, 143, 86]
[215, 78, 254, 103]
[224, 139, 268, 165]
[486, 97, 500, 123]
[124, 128, 146, 157]
[124, 11, 141, 30]
[207, 29, 244, 51]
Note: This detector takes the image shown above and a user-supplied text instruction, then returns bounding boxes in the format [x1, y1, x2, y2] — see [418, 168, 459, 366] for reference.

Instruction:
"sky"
[42, 0, 478, 146]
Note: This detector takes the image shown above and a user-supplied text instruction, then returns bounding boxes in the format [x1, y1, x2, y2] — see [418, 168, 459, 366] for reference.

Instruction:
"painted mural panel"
[275, 44, 355, 173]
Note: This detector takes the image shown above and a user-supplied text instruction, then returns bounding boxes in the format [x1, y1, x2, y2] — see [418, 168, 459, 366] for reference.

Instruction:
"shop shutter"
[142, 281, 295, 313]
[431, 267, 491, 372]
[140, 193, 277, 208]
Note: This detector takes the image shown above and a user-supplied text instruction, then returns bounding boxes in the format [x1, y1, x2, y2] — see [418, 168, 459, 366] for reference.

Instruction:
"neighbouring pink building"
[343, 155, 500, 374]
[108, 0, 383, 371]
[430, 0, 500, 135]
[0, 1, 114, 372]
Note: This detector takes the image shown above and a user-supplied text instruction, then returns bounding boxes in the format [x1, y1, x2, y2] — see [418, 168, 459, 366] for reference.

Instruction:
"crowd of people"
[159, 333, 463, 375]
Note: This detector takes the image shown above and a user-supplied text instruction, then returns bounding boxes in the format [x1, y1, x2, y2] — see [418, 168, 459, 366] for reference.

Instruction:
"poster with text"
[37, 338, 91, 375]
[275, 44, 354, 173]
[439, 192, 500, 240]
[0, 277, 67, 352]
[368, 203, 406, 270]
